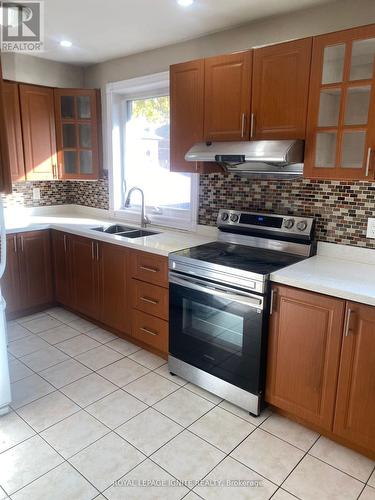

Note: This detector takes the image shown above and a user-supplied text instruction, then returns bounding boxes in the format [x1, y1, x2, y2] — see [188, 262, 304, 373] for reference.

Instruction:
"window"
[107, 72, 197, 230]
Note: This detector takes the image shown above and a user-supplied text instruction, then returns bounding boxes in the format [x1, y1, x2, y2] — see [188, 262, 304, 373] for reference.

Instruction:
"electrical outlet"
[32, 188, 40, 201]
[366, 218, 375, 239]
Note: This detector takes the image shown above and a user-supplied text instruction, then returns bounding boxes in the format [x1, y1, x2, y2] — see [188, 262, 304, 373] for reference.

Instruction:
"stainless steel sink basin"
[117, 230, 159, 238]
[91, 225, 159, 238]
[91, 224, 138, 234]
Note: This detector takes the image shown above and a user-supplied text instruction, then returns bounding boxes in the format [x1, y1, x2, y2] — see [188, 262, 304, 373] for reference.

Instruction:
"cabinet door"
[170, 60, 205, 173]
[98, 242, 130, 335]
[204, 51, 252, 141]
[334, 302, 375, 452]
[266, 285, 345, 431]
[2, 82, 25, 181]
[0, 58, 12, 194]
[70, 235, 99, 319]
[2, 234, 21, 315]
[18, 231, 53, 310]
[54, 89, 100, 180]
[252, 38, 312, 140]
[19, 84, 57, 180]
[305, 25, 375, 180]
[51, 230, 72, 308]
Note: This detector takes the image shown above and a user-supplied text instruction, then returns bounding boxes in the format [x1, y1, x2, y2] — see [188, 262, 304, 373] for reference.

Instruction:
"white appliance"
[0, 198, 11, 415]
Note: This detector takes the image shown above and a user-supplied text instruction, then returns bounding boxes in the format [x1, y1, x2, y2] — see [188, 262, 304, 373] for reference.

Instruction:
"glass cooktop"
[173, 241, 305, 276]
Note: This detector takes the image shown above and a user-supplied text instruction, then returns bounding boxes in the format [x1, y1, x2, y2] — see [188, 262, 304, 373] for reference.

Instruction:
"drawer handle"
[140, 265, 159, 273]
[140, 296, 159, 305]
[140, 326, 158, 337]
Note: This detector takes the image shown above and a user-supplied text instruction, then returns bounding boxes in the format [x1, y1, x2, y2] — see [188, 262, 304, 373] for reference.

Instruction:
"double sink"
[91, 224, 160, 239]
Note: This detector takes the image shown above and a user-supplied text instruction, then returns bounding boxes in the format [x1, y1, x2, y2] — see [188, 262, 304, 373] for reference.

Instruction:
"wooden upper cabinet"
[266, 284, 345, 431]
[204, 51, 252, 141]
[305, 24, 375, 180]
[54, 89, 101, 180]
[0, 58, 12, 193]
[252, 38, 312, 140]
[2, 82, 25, 182]
[170, 60, 204, 173]
[334, 302, 375, 453]
[19, 84, 57, 181]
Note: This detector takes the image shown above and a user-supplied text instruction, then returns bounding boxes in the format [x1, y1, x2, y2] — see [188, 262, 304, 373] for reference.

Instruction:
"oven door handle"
[169, 274, 264, 310]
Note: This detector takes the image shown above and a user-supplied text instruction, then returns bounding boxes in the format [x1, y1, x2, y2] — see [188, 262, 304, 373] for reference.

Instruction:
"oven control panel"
[217, 209, 314, 237]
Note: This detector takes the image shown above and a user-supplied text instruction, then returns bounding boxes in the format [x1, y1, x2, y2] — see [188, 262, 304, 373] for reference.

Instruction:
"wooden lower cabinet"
[266, 284, 345, 431]
[131, 279, 168, 321]
[130, 250, 168, 288]
[99, 241, 130, 334]
[70, 235, 99, 320]
[132, 309, 168, 353]
[333, 302, 375, 452]
[53, 232, 131, 337]
[51, 231, 72, 308]
[3, 230, 53, 317]
[266, 284, 375, 457]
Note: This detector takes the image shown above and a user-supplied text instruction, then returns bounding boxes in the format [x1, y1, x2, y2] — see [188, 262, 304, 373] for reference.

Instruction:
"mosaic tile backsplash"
[199, 174, 375, 249]
[2, 178, 109, 210]
[2, 173, 375, 248]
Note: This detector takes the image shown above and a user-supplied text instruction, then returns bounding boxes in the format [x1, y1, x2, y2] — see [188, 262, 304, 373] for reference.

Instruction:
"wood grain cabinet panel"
[2, 81, 25, 181]
[0, 57, 12, 193]
[98, 241, 130, 335]
[252, 38, 312, 139]
[54, 88, 101, 180]
[266, 284, 345, 431]
[131, 278, 168, 320]
[19, 84, 57, 180]
[170, 60, 205, 173]
[334, 302, 375, 452]
[51, 230, 72, 308]
[70, 235, 99, 320]
[18, 231, 53, 310]
[130, 250, 168, 288]
[305, 24, 375, 180]
[204, 51, 252, 141]
[132, 309, 168, 353]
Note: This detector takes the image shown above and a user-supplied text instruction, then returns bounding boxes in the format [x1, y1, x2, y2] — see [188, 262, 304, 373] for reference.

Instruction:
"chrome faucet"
[124, 187, 150, 228]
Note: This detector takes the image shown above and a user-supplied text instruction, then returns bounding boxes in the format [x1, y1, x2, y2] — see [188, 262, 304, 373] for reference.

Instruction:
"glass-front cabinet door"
[305, 25, 375, 180]
[54, 89, 101, 179]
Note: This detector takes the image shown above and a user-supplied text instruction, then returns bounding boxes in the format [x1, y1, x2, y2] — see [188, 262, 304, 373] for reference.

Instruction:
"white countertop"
[5, 205, 375, 306]
[271, 242, 375, 307]
[4, 205, 217, 257]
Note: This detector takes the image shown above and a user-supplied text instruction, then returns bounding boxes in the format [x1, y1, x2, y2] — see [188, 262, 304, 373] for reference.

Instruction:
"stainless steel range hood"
[185, 140, 304, 177]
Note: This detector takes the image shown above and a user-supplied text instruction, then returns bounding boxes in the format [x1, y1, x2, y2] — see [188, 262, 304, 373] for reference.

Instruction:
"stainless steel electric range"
[168, 209, 316, 416]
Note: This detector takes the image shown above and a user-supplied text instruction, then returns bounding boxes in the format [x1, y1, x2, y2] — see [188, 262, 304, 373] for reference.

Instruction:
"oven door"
[169, 272, 267, 395]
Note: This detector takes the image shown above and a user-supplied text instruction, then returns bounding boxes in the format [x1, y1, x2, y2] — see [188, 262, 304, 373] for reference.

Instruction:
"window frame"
[106, 72, 198, 231]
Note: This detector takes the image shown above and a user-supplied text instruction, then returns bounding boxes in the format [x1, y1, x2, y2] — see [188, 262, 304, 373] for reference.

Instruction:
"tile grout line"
[5, 308, 373, 499]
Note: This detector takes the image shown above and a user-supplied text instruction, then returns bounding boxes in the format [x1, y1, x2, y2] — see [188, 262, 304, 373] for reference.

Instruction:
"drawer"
[132, 310, 168, 353]
[131, 279, 168, 320]
[130, 250, 168, 287]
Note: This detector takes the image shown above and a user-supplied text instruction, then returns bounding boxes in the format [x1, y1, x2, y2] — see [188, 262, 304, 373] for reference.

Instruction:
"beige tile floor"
[1, 307, 374, 500]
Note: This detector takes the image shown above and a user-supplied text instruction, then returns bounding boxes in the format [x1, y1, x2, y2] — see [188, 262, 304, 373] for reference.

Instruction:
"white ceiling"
[38, 0, 333, 66]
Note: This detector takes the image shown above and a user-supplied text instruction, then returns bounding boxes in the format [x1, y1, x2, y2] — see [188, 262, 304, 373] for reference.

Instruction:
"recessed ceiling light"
[177, 0, 194, 6]
[60, 40, 72, 48]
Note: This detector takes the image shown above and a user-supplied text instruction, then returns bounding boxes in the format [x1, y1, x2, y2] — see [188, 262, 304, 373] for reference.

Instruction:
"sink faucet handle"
[143, 214, 151, 227]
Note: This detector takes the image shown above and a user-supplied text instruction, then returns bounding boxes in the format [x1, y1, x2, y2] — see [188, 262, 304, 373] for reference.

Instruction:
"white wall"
[84, 0, 375, 89]
[2, 53, 84, 87]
